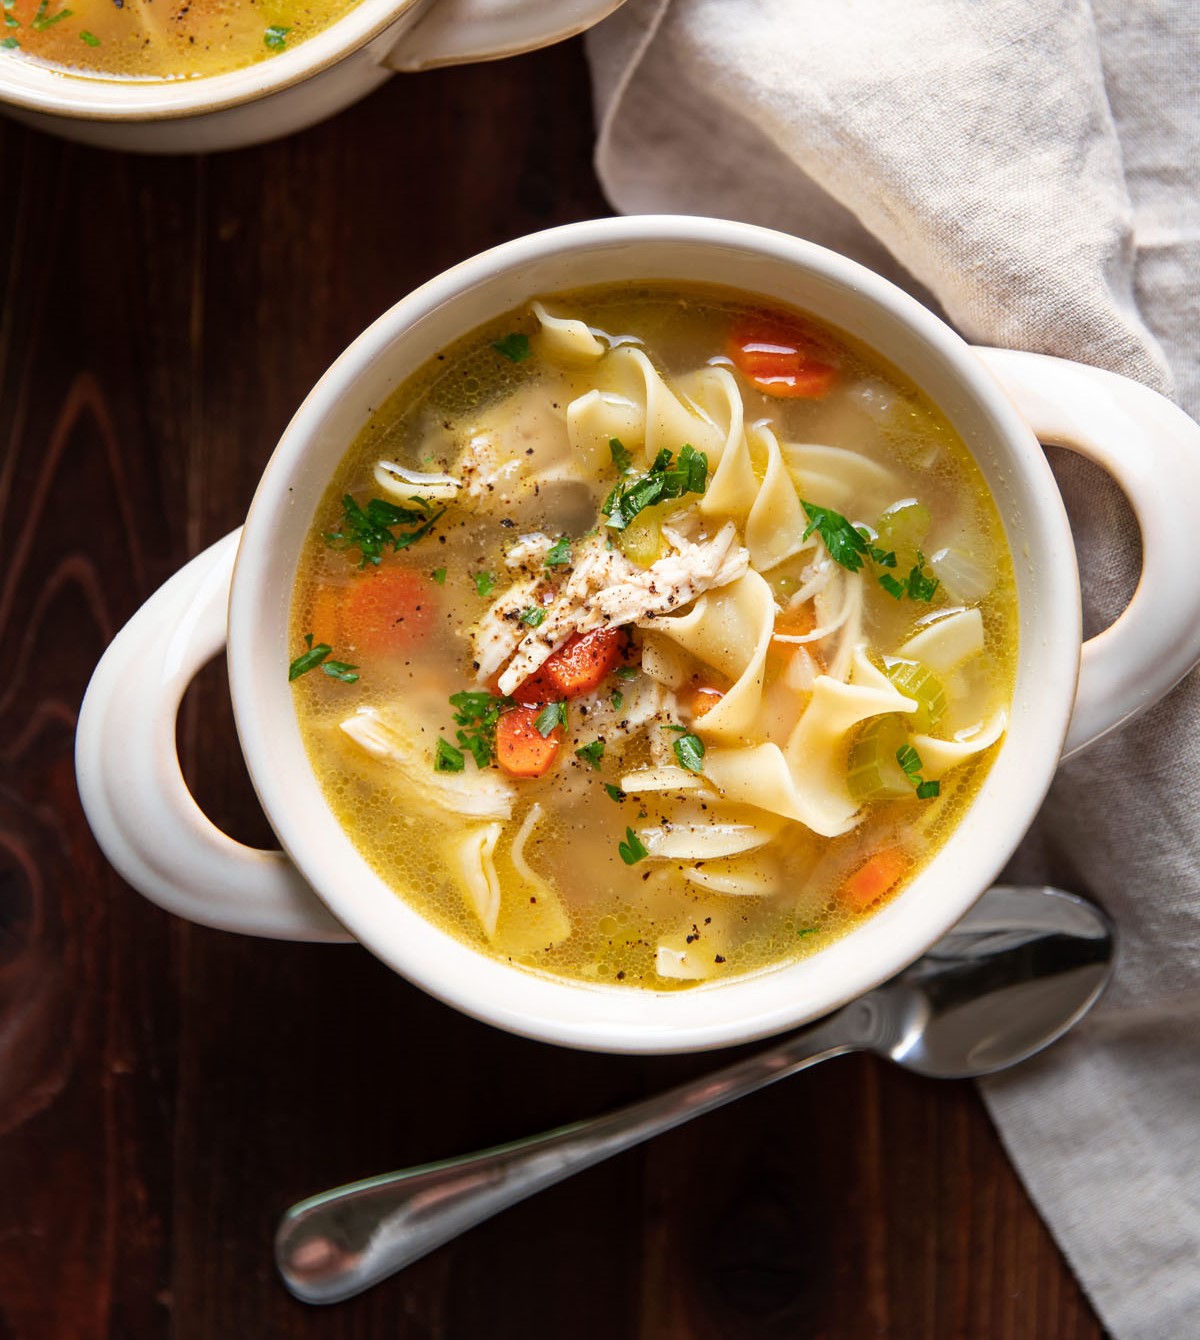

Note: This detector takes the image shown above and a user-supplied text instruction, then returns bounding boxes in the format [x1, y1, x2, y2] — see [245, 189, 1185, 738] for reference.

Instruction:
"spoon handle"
[276, 1015, 854, 1303]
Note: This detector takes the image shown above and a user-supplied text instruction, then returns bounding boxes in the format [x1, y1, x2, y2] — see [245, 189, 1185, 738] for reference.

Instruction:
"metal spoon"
[276, 884, 1114, 1304]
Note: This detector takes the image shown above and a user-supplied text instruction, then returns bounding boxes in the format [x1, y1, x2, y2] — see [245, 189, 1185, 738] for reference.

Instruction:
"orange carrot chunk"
[512, 628, 627, 704]
[684, 684, 725, 718]
[728, 315, 837, 399]
[839, 847, 910, 912]
[340, 566, 436, 656]
[496, 706, 561, 778]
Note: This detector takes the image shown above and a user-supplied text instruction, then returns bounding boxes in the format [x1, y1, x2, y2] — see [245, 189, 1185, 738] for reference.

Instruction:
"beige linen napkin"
[586, 4, 1200, 1337]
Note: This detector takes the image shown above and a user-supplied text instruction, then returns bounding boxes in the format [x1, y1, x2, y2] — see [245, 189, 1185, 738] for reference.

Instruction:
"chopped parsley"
[31, 0, 72, 29]
[610, 689, 624, 710]
[575, 739, 605, 770]
[801, 499, 941, 604]
[880, 553, 939, 602]
[288, 633, 359, 684]
[673, 733, 706, 773]
[492, 332, 532, 363]
[905, 552, 940, 602]
[796, 926, 819, 938]
[1, 35, 17, 45]
[609, 436, 634, 473]
[431, 567, 447, 585]
[618, 826, 648, 865]
[434, 738, 466, 773]
[544, 535, 572, 567]
[473, 570, 496, 597]
[602, 444, 708, 531]
[263, 23, 289, 48]
[604, 783, 625, 802]
[896, 743, 940, 799]
[614, 665, 638, 680]
[518, 606, 546, 627]
[325, 494, 444, 568]
[79, 28, 99, 43]
[534, 700, 567, 737]
[445, 690, 509, 769]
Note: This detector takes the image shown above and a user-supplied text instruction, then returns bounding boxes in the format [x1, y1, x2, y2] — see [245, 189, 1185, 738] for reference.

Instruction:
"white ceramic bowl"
[75, 216, 1200, 1052]
[0, 0, 625, 152]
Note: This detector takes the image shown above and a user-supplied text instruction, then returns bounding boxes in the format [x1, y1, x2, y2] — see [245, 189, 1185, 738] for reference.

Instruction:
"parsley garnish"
[288, 633, 358, 683]
[80, 28, 99, 43]
[492, 332, 532, 363]
[905, 551, 940, 602]
[431, 567, 447, 585]
[604, 783, 625, 802]
[447, 690, 509, 769]
[575, 739, 605, 769]
[801, 499, 942, 605]
[796, 926, 819, 938]
[519, 606, 546, 627]
[801, 500, 874, 571]
[473, 570, 495, 597]
[545, 536, 572, 567]
[1, 35, 17, 45]
[534, 700, 567, 737]
[322, 660, 360, 683]
[263, 23, 289, 48]
[673, 733, 705, 773]
[618, 827, 648, 865]
[31, 0, 71, 29]
[896, 743, 940, 799]
[602, 444, 708, 531]
[610, 690, 624, 710]
[434, 738, 465, 773]
[879, 557, 940, 601]
[325, 494, 444, 568]
[614, 665, 638, 680]
[609, 437, 633, 473]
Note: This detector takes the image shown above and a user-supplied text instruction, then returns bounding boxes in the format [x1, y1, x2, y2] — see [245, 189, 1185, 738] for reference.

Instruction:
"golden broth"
[289, 285, 1018, 990]
[2, 0, 360, 79]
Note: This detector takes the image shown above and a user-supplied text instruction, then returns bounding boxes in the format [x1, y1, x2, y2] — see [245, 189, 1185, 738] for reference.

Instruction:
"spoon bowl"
[276, 884, 1115, 1305]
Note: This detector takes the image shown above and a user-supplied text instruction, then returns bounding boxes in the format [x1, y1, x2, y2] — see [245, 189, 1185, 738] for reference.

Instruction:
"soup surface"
[1, 0, 359, 79]
[290, 285, 1018, 989]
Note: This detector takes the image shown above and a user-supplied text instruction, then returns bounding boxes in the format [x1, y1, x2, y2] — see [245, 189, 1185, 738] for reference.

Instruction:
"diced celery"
[878, 499, 931, 554]
[847, 716, 912, 802]
[882, 656, 947, 731]
[617, 511, 664, 567]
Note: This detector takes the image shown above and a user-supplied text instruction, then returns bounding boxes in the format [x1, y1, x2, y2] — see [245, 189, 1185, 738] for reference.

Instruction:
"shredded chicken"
[339, 707, 516, 820]
[467, 575, 546, 681]
[503, 533, 555, 573]
[493, 521, 748, 695]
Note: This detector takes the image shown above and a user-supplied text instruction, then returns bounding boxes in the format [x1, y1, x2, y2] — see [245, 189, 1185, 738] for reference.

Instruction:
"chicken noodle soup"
[289, 286, 1017, 989]
[0, 0, 360, 79]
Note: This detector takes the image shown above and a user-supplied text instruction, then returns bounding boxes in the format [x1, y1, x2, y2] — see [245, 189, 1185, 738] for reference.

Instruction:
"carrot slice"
[774, 601, 816, 637]
[339, 566, 436, 656]
[496, 706, 561, 778]
[512, 628, 626, 704]
[728, 315, 837, 399]
[683, 684, 724, 718]
[839, 847, 910, 912]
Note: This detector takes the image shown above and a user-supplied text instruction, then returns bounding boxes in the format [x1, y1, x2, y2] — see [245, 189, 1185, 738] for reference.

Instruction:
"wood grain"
[0, 40, 1109, 1340]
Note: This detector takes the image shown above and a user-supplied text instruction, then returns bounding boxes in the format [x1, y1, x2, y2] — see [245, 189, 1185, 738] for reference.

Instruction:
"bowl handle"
[75, 530, 351, 942]
[379, 0, 626, 72]
[975, 347, 1200, 760]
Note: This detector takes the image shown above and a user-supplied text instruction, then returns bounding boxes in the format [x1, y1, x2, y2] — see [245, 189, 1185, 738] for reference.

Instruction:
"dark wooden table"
[0, 38, 1109, 1340]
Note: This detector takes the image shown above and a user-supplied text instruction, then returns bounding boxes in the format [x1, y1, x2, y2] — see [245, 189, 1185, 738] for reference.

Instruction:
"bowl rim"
[227, 214, 1080, 1054]
[0, 0, 417, 121]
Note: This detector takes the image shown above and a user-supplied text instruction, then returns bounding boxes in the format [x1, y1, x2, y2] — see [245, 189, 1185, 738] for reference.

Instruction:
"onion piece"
[929, 546, 993, 602]
[375, 458, 462, 502]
